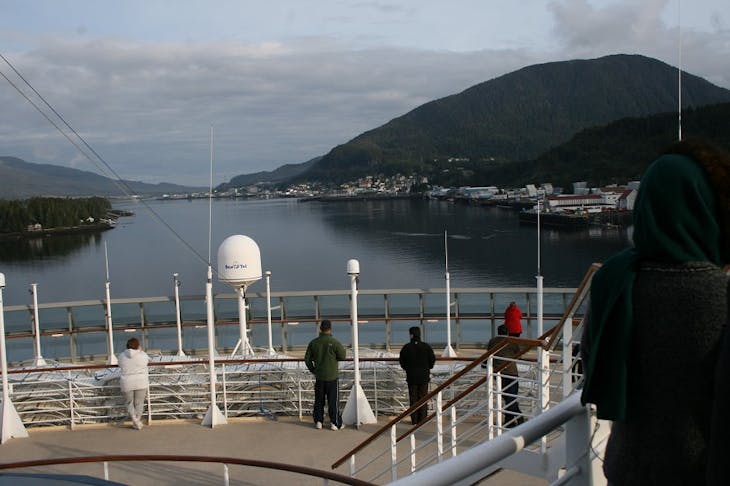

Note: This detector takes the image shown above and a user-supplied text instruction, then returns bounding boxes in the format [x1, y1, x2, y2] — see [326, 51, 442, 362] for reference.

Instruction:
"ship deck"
[0, 417, 544, 485]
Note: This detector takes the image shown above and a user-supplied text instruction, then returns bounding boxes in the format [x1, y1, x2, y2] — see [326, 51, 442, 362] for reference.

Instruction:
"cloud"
[0, 0, 728, 186]
[0, 37, 536, 185]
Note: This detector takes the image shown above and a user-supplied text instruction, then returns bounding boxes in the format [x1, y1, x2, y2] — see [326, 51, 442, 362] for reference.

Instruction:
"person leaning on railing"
[118, 337, 150, 430]
[580, 139, 730, 486]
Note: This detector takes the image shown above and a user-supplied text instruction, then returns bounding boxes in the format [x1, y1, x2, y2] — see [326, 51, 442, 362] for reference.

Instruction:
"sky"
[0, 0, 728, 187]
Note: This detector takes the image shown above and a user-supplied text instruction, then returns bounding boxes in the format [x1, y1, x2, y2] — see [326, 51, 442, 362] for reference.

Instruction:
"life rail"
[331, 263, 600, 472]
[0, 454, 374, 486]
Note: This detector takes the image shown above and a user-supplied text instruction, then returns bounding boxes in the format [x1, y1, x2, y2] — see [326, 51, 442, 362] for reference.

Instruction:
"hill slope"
[302, 54, 730, 182]
[0, 157, 203, 199]
[481, 101, 730, 189]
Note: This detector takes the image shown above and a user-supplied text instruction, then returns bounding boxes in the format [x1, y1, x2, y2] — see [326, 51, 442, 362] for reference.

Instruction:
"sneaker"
[315, 422, 322, 429]
[330, 423, 339, 431]
[132, 417, 142, 430]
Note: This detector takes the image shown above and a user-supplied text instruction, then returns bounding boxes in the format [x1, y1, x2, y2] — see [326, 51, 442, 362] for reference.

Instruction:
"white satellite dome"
[217, 235, 262, 289]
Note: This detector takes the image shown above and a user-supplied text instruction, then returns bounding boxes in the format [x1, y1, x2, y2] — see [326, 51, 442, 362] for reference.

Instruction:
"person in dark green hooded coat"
[580, 139, 730, 485]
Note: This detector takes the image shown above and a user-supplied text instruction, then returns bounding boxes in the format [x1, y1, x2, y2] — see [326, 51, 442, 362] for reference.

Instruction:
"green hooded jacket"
[304, 333, 346, 381]
[581, 150, 727, 420]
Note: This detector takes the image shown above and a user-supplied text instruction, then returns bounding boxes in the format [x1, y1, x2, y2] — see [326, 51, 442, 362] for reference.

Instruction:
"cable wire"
[0, 52, 212, 271]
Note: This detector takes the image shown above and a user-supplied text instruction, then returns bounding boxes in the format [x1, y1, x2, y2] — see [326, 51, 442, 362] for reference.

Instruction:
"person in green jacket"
[305, 320, 346, 430]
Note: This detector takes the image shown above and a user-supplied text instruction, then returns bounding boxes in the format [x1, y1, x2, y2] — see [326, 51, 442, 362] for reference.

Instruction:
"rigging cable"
[0, 52, 211, 271]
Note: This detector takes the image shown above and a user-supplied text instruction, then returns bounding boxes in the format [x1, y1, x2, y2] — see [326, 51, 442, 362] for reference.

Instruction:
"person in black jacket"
[399, 327, 436, 425]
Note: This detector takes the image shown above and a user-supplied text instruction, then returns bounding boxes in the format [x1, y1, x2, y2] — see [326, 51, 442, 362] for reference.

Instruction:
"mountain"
[216, 156, 320, 191]
[479, 101, 730, 189]
[0, 156, 204, 199]
[298, 54, 730, 182]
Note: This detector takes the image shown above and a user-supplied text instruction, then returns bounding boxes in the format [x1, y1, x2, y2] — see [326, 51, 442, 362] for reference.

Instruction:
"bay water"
[0, 197, 632, 304]
[0, 198, 631, 360]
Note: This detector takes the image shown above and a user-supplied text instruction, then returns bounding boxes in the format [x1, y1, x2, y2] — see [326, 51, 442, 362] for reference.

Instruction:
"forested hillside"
[299, 54, 730, 182]
[0, 197, 112, 233]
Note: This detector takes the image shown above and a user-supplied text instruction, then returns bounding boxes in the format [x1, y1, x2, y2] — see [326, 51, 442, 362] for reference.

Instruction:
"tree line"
[0, 197, 112, 233]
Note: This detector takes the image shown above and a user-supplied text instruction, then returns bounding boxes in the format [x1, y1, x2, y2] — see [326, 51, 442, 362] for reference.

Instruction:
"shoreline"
[0, 222, 116, 242]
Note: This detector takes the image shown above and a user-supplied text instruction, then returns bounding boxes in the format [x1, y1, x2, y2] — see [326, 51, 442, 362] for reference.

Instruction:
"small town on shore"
[159, 172, 638, 228]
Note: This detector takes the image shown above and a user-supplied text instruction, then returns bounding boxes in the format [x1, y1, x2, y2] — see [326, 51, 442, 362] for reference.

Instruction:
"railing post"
[450, 405, 457, 457]
[495, 374, 503, 433]
[562, 316, 574, 398]
[223, 464, 229, 486]
[486, 357, 494, 440]
[222, 364, 228, 418]
[280, 298, 288, 353]
[349, 455, 356, 478]
[67, 306, 76, 363]
[103, 461, 109, 481]
[539, 347, 550, 454]
[562, 402, 597, 486]
[384, 294, 391, 352]
[373, 367, 378, 419]
[436, 391, 443, 461]
[297, 376, 303, 421]
[454, 293, 460, 351]
[410, 434, 416, 473]
[68, 378, 74, 429]
[489, 293, 496, 338]
[390, 423, 398, 482]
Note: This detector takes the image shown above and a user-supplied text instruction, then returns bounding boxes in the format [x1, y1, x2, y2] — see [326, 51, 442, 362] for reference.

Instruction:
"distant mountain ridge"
[0, 156, 204, 199]
[297, 54, 730, 182]
[216, 156, 320, 191]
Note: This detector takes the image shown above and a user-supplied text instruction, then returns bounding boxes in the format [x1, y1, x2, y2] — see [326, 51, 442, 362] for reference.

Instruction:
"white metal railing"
[387, 392, 605, 486]
[7, 354, 481, 428]
[331, 264, 600, 484]
[3, 287, 579, 364]
[341, 348, 566, 484]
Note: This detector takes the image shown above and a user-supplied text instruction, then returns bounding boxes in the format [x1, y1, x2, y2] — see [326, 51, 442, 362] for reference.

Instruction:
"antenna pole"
[442, 231, 456, 357]
[208, 124, 213, 264]
[678, 0, 682, 141]
[202, 127, 226, 427]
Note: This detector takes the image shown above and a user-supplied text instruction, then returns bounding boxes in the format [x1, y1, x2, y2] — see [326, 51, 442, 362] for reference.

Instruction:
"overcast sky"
[0, 0, 728, 186]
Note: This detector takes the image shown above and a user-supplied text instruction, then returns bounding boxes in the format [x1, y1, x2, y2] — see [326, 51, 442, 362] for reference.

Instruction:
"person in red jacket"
[504, 301, 523, 336]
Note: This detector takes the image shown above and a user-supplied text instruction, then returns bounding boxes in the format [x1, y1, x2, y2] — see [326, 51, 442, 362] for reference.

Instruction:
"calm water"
[0, 197, 631, 305]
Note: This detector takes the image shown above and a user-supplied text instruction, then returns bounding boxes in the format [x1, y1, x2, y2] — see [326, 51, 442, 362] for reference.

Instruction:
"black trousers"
[408, 383, 429, 425]
[502, 375, 522, 426]
[313, 378, 341, 427]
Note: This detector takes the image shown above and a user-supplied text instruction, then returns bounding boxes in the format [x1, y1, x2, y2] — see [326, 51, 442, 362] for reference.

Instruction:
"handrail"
[331, 336, 544, 469]
[331, 263, 600, 471]
[5, 356, 476, 375]
[387, 393, 587, 486]
[0, 454, 374, 486]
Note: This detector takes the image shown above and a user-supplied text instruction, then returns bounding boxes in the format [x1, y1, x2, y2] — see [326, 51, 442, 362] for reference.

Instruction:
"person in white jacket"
[118, 337, 150, 430]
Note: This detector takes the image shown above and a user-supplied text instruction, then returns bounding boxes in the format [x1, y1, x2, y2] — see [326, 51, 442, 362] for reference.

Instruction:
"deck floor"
[0, 417, 545, 485]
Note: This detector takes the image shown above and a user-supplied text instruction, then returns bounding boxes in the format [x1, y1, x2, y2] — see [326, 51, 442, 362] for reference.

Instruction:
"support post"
[0, 273, 29, 443]
[173, 273, 186, 357]
[202, 266, 226, 427]
[30, 283, 46, 367]
[342, 259, 375, 427]
[265, 271, 275, 355]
